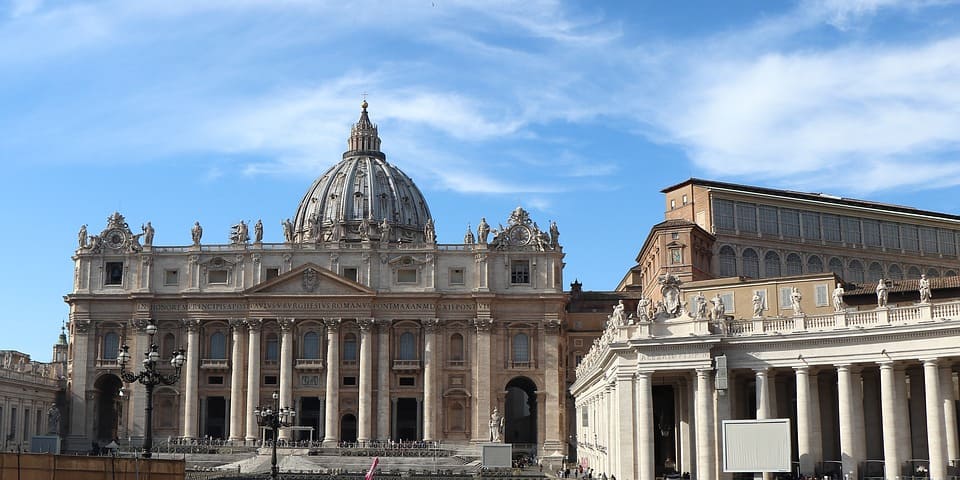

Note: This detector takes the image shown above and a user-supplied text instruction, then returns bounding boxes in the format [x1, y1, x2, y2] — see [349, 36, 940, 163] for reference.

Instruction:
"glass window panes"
[343, 333, 357, 361]
[881, 223, 900, 249]
[303, 332, 320, 359]
[815, 284, 828, 306]
[779, 287, 793, 309]
[829, 257, 844, 277]
[786, 253, 803, 276]
[822, 215, 841, 242]
[103, 332, 119, 359]
[781, 209, 800, 238]
[842, 217, 862, 244]
[863, 220, 881, 247]
[512, 333, 530, 363]
[759, 206, 779, 236]
[868, 263, 884, 283]
[801, 212, 821, 240]
[399, 332, 416, 360]
[511, 260, 530, 284]
[736, 203, 757, 233]
[902, 224, 919, 252]
[848, 260, 865, 283]
[807, 256, 824, 273]
[742, 249, 760, 279]
[940, 230, 956, 256]
[265, 333, 279, 361]
[720, 293, 734, 313]
[714, 199, 735, 231]
[921, 227, 938, 254]
[719, 246, 737, 277]
[888, 264, 903, 280]
[210, 332, 226, 359]
[105, 262, 124, 285]
[764, 251, 781, 278]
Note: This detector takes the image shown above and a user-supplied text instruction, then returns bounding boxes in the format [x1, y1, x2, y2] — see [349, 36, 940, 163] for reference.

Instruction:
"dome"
[291, 102, 433, 244]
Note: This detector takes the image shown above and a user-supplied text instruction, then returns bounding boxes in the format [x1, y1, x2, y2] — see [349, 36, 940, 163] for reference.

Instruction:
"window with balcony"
[449, 333, 464, 366]
[209, 332, 227, 359]
[512, 333, 530, 368]
[102, 332, 119, 360]
[303, 332, 320, 359]
[343, 333, 358, 364]
[399, 332, 416, 360]
[265, 333, 279, 362]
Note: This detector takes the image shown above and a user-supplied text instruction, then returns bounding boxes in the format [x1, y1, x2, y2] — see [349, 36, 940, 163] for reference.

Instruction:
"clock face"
[509, 225, 532, 245]
[105, 228, 127, 249]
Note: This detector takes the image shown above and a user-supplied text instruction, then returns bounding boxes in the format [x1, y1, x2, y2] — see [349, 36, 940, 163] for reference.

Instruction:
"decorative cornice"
[229, 318, 247, 331]
[246, 318, 263, 332]
[358, 318, 375, 332]
[323, 318, 341, 331]
[278, 317, 296, 332]
[422, 317, 440, 333]
[474, 317, 493, 333]
[182, 318, 201, 332]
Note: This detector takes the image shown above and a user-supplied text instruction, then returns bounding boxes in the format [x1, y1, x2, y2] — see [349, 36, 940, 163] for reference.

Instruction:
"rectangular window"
[921, 227, 939, 254]
[342, 376, 357, 386]
[822, 214, 842, 242]
[720, 293, 734, 313]
[263, 375, 278, 385]
[670, 199, 676, 209]
[208, 376, 224, 385]
[670, 248, 682, 264]
[208, 270, 228, 284]
[863, 220, 881, 247]
[801, 212, 821, 240]
[397, 268, 417, 283]
[940, 230, 957, 256]
[342, 267, 358, 282]
[901, 224, 919, 252]
[300, 375, 320, 386]
[511, 260, 530, 284]
[780, 209, 800, 238]
[449, 268, 465, 285]
[581, 409, 589, 428]
[779, 287, 793, 310]
[399, 377, 416, 387]
[759, 205, 779, 236]
[682, 194, 688, 205]
[266, 268, 280, 281]
[105, 262, 124, 285]
[735, 203, 757, 233]
[815, 284, 829, 307]
[713, 199, 735, 231]
[842, 216, 862, 245]
[10, 407, 15, 436]
[164, 270, 179, 286]
[881, 222, 900, 249]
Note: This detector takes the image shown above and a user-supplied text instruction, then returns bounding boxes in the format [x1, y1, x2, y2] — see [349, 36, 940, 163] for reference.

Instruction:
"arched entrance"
[340, 414, 358, 443]
[504, 376, 537, 445]
[94, 374, 123, 444]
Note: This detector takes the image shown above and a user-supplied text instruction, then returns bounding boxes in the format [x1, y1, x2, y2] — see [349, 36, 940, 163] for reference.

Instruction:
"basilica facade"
[63, 103, 568, 459]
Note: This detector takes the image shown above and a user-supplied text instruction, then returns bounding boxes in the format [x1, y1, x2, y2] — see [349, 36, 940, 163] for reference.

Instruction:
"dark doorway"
[204, 397, 227, 440]
[396, 398, 418, 441]
[341, 414, 358, 443]
[94, 375, 122, 444]
[653, 385, 677, 477]
[300, 397, 322, 442]
[504, 376, 537, 444]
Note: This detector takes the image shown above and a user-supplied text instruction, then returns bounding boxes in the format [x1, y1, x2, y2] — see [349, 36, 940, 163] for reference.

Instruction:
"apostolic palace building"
[52, 103, 960, 479]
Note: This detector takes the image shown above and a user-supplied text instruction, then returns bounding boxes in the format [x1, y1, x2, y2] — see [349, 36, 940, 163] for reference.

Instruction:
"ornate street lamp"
[255, 391, 296, 480]
[117, 321, 186, 458]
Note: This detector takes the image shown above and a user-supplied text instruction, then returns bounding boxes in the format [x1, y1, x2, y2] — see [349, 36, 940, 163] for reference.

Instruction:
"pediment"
[246, 263, 375, 295]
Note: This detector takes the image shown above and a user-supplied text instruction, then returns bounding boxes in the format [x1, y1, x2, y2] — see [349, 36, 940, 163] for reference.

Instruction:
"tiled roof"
[843, 275, 960, 295]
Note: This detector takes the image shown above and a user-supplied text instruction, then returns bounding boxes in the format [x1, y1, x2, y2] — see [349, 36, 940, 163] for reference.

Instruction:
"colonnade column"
[278, 318, 295, 441]
[473, 317, 493, 443]
[612, 372, 635, 479]
[755, 368, 771, 419]
[695, 368, 714, 480]
[322, 318, 341, 447]
[357, 318, 374, 443]
[376, 319, 390, 441]
[422, 318, 438, 442]
[543, 318, 563, 454]
[895, 366, 912, 461]
[636, 371, 654, 480]
[879, 362, 900, 480]
[924, 359, 948, 480]
[836, 364, 858, 479]
[182, 318, 200, 439]
[794, 366, 814, 476]
[228, 319, 246, 443]
[67, 318, 91, 449]
[940, 364, 958, 461]
[245, 319, 262, 442]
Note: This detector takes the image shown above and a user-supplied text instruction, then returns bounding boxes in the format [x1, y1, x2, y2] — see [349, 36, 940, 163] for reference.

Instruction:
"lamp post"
[255, 391, 296, 480]
[117, 321, 186, 459]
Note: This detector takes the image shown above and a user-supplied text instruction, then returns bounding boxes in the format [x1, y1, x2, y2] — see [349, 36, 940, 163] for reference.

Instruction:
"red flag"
[365, 456, 379, 480]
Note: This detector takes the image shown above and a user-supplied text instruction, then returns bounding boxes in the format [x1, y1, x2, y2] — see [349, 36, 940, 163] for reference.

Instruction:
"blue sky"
[3, 0, 960, 361]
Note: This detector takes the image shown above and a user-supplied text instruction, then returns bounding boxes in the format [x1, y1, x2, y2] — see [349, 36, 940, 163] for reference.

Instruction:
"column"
[67, 319, 91, 450]
[278, 318, 295, 441]
[245, 319, 262, 442]
[473, 317, 493, 443]
[851, 367, 867, 464]
[836, 364, 857, 479]
[126, 319, 150, 439]
[809, 372, 823, 467]
[182, 318, 201, 439]
[924, 359, 948, 480]
[795, 366, 814, 476]
[895, 366, 912, 461]
[376, 319, 390, 441]
[879, 362, 900, 480]
[695, 368, 714, 480]
[228, 319, 246, 443]
[614, 372, 636, 480]
[941, 365, 959, 461]
[322, 318, 340, 447]
[755, 368, 771, 419]
[422, 318, 438, 441]
[358, 318, 375, 443]
[543, 318, 563, 452]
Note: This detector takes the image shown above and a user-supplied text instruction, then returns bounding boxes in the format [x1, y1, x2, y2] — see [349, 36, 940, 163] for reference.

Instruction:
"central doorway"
[94, 374, 122, 444]
[395, 398, 418, 441]
[204, 397, 226, 440]
[300, 397, 322, 442]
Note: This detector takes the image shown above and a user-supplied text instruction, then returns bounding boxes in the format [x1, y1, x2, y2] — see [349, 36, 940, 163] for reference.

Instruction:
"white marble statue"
[791, 287, 803, 315]
[833, 283, 846, 312]
[876, 278, 889, 308]
[919, 274, 932, 303]
[610, 300, 626, 326]
[489, 407, 504, 442]
[752, 292, 764, 318]
[710, 293, 725, 321]
[694, 291, 708, 320]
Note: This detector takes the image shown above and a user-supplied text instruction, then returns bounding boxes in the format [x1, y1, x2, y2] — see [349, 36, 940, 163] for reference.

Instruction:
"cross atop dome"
[345, 99, 383, 160]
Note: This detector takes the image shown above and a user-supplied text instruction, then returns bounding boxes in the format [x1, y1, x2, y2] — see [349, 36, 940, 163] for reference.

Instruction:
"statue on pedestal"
[191, 221, 203, 245]
[489, 407, 504, 442]
[833, 283, 846, 312]
[919, 274, 932, 303]
[876, 278, 889, 308]
[47, 404, 61, 436]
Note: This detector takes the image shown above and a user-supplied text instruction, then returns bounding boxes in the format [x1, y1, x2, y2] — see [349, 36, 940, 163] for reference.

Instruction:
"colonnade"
[577, 358, 960, 480]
